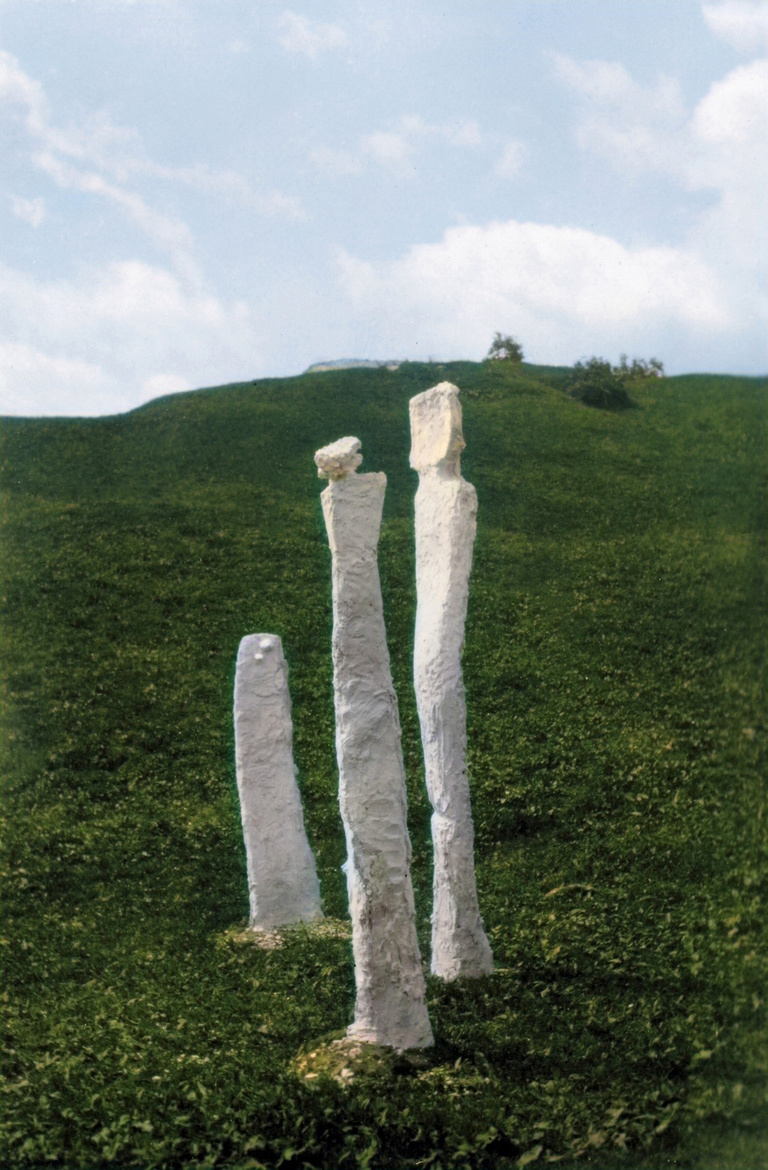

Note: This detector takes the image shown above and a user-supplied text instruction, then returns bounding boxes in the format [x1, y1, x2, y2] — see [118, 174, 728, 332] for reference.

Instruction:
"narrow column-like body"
[410, 383, 493, 979]
[316, 436, 433, 1050]
[234, 633, 323, 931]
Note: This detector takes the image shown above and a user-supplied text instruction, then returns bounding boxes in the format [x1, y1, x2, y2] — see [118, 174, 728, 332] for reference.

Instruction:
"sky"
[1, 0, 766, 417]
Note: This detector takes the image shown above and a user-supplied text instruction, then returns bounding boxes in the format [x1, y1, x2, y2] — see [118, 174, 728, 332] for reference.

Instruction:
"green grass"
[2, 361, 765, 1169]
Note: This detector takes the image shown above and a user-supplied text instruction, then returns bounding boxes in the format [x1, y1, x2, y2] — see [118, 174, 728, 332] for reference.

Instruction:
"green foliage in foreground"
[2, 361, 766, 1169]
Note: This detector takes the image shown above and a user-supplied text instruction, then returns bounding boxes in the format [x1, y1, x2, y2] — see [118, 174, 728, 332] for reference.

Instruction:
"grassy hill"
[2, 361, 765, 1169]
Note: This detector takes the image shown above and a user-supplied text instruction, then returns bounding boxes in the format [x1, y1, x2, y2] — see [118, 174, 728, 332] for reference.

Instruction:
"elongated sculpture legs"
[316, 436, 433, 1050]
[410, 383, 493, 979]
[234, 633, 323, 931]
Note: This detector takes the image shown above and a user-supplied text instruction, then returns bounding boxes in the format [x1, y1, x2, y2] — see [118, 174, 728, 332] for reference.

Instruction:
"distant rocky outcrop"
[305, 359, 401, 374]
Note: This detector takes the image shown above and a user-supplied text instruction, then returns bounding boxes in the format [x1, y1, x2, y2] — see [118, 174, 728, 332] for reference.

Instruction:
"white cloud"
[0, 343, 123, 418]
[314, 114, 484, 176]
[34, 149, 203, 286]
[339, 47, 766, 372]
[702, 0, 768, 52]
[9, 193, 45, 226]
[336, 219, 730, 367]
[0, 48, 304, 243]
[360, 129, 414, 172]
[554, 49, 767, 189]
[0, 47, 307, 415]
[130, 163, 305, 220]
[556, 50, 768, 297]
[1, 49, 146, 177]
[0, 46, 47, 130]
[277, 11, 347, 58]
[687, 59, 768, 284]
[0, 260, 262, 416]
[494, 140, 525, 179]
[691, 57, 767, 148]
[552, 54, 686, 173]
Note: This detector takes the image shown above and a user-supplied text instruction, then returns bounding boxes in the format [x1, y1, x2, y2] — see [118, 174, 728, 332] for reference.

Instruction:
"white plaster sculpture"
[410, 383, 494, 980]
[234, 633, 323, 931]
[316, 436, 434, 1050]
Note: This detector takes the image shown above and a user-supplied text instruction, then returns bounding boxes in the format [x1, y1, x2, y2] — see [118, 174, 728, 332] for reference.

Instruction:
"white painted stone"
[234, 633, 323, 931]
[316, 438, 433, 1050]
[410, 382, 494, 980]
[314, 436, 363, 481]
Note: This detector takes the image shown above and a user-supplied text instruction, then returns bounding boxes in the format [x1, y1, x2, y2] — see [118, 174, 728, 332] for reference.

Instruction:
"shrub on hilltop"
[617, 353, 665, 381]
[484, 331, 525, 364]
[568, 354, 664, 410]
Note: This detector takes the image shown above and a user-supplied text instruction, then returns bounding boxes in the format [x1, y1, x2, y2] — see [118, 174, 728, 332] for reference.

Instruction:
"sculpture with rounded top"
[234, 633, 323, 931]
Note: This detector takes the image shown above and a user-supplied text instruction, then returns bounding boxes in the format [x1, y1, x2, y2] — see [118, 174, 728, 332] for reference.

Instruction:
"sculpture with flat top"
[410, 382, 494, 979]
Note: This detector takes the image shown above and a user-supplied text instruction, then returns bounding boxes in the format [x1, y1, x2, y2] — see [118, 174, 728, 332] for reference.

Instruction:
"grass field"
[2, 361, 765, 1169]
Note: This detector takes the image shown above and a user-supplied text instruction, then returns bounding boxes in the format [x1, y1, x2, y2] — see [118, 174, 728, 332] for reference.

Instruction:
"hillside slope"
[2, 362, 765, 1168]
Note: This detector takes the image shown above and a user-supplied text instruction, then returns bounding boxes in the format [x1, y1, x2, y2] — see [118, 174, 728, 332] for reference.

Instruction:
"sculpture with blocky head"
[410, 382, 493, 979]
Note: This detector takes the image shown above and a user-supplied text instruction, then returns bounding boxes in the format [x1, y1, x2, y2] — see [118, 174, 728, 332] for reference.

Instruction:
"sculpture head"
[409, 382, 465, 477]
[314, 436, 363, 480]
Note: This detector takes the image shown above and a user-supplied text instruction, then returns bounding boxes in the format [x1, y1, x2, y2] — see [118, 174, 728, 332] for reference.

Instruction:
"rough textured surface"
[318, 446, 433, 1050]
[234, 634, 323, 931]
[314, 436, 363, 480]
[410, 383, 494, 980]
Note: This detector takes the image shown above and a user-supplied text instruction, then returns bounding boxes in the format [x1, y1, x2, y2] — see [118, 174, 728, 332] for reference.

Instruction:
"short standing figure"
[234, 633, 323, 931]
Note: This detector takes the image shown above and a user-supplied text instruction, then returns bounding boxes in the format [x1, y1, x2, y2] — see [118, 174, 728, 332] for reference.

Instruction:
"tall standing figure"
[410, 383, 494, 979]
[316, 436, 433, 1050]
